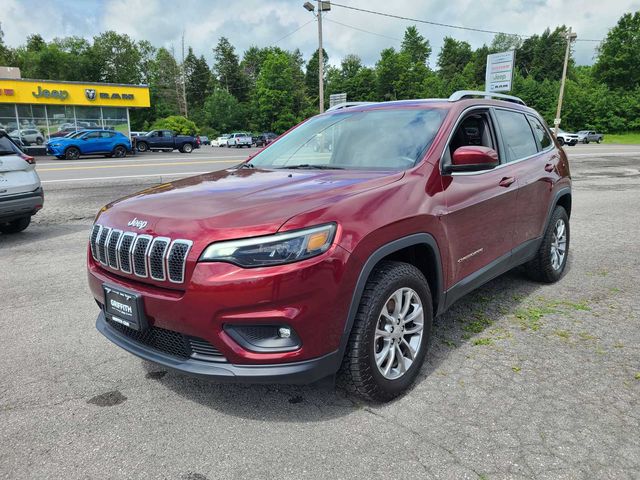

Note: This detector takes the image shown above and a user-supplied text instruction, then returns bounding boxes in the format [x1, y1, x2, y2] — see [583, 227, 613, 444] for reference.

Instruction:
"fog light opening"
[278, 327, 291, 339]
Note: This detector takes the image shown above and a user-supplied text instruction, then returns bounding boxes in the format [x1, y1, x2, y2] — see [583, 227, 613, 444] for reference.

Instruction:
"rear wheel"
[557, 137, 565, 146]
[0, 216, 31, 234]
[338, 261, 432, 402]
[596, 139, 601, 144]
[181, 143, 193, 153]
[65, 147, 80, 160]
[525, 206, 569, 283]
[113, 145, 127, 158]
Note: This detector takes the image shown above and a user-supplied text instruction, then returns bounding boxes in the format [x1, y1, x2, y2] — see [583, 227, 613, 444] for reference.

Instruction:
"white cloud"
[1, 0, 638, 68]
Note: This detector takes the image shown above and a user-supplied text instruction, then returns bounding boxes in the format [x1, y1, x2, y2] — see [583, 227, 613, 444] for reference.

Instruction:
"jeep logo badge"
[85, 88, 97, 101]
[127, 218, 148, 230]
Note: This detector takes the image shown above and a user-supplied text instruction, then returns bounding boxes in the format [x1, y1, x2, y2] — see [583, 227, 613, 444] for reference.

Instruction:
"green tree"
[151, 115, 198, 135]
[305, 48, 329, 105]
[91, 31, 142, 84]
[254, 51, 297, 132]
[213, 37, 247, 101]
[202, 88, 246, 133]
[490, 33, 522, 53]
[593, 11, 640, 90]
[401, 26, 431, 65]
[376, 48, 402, 100]
[516, 27, 568, 81]
[184, 47, 212, 113]
[437, 37, 473, 81]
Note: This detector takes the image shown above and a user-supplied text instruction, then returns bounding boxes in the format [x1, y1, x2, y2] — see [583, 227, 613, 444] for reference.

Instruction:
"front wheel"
[36, 138, 43, 145]
[137, 142, 148, 152]
[0, 216, 31, 234]
[525, 206, 570, 283]
[338, 261, 432, 402]
[65, 147, 80, 160]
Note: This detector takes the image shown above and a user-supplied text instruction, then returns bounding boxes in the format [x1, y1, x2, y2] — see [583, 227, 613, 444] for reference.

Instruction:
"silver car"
[9, 128, 45, 146]
[0, 133, 43, 234]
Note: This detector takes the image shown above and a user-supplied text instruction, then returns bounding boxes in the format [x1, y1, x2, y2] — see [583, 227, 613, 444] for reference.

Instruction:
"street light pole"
[317, 2, 324, 113]
[554, 27, 577, 136]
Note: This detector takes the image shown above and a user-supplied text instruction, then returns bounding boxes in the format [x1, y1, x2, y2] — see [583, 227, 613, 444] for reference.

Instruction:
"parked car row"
[212, 132, 277, 148]
[555, 129, 604, 146]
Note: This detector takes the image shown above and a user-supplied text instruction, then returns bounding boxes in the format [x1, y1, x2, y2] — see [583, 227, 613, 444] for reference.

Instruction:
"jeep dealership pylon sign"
[485, 50, 515, 93]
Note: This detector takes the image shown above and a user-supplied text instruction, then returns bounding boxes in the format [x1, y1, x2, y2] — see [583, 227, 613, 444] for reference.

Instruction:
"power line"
[273, 19, 315, 45]
[324, 18, 402, 42]
[329, 2, 602, 43]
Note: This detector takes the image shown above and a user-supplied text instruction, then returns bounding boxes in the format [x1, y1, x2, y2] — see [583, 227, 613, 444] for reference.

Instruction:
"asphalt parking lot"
[1, 144, 639, 479]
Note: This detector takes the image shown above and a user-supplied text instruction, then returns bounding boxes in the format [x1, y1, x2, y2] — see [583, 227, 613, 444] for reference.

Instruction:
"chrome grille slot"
[148, 237, 170, 281]
[90, 224, 192, 284]
[97, 227, 111, 265]
[167, 240, 193, 283]
[118, 232, 136, 273]
[132, 235, 152, 278]
[90, 224, 102, 261]
[107, 230, 122, 269]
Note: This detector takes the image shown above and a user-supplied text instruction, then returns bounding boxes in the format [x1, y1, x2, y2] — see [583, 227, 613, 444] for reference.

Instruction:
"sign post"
[485, 50, 516, 93]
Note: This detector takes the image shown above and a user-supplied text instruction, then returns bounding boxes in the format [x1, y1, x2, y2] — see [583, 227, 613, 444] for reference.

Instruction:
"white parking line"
[40, 171, 211, 183]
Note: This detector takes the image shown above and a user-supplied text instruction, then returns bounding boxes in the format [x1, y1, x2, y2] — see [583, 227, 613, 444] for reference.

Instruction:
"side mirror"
[448, 146, 498, 172]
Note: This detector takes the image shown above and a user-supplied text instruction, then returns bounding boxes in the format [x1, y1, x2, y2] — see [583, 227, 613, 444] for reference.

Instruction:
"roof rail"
[448, 90, 526, 106]
[326, 101, 377, 112]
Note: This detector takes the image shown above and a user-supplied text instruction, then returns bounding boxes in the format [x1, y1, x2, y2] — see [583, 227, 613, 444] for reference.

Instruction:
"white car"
[555, 129, 579, 146]
[212, 135, 230, 147]
[0, 132, 43, 233]
[227, 132, 252, 148]
[9, 129, 45, 146]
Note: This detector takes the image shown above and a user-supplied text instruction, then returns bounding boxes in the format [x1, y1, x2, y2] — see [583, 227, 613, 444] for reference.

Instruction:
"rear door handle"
[545, 163, 555, 172]
[499, 176, 516, 187]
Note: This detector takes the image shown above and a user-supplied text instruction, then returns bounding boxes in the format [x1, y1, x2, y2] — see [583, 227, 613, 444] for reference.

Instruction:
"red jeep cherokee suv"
[88, 91, 571, 401]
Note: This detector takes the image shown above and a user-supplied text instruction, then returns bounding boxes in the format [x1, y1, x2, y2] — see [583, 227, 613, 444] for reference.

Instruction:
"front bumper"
[0, 187, 44, 222]
[96, 311, 341, 383]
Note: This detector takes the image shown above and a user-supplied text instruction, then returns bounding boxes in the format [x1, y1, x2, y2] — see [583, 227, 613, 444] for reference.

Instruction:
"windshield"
[249, 108, 447, 170]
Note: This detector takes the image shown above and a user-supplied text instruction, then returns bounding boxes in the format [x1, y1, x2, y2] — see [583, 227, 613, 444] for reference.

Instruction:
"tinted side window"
[495, 110, 538, 161]
[84, 132, 100, 139]
[528, 115, 552, 150]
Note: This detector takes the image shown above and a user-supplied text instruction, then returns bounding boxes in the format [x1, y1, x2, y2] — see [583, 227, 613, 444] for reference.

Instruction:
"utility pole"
[181, 31, 188, 118]
[304, 1, 330, 113]
[554, 27, 577, 136]
[317, 2, 324, 113]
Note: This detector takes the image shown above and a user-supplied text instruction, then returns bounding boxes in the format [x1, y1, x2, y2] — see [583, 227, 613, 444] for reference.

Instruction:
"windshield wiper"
[237, 162, 255, 169]
[279, 164, 344, 170]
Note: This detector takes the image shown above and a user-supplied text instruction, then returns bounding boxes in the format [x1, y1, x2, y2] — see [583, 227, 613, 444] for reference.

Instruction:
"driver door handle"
[499, 176, 516, 187]
[545, 163, 555, 172]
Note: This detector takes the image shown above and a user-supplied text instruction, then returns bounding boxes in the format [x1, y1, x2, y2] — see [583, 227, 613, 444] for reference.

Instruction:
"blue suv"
[47, 130, 132, 160]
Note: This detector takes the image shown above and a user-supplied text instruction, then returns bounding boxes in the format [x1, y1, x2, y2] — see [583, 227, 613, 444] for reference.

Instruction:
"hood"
[97, 167, 403, 241]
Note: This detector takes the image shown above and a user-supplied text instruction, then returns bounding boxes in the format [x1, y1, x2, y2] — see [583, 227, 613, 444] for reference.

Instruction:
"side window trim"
[440, 106, 504, 175]
[525, 114, 554, 153]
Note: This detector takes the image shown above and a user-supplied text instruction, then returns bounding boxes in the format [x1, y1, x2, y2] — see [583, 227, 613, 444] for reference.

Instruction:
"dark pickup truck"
[134, 130, 199, 153]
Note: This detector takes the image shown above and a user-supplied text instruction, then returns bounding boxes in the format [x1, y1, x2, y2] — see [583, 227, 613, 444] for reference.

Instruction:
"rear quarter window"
[527, 115, 552, 150]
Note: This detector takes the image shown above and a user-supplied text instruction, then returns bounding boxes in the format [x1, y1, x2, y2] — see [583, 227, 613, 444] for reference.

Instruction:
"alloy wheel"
[374, 287, 424, 380]
[550, 218, 567, 270]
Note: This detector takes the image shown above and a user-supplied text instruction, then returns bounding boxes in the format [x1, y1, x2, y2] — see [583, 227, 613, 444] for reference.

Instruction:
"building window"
[46, 105, 76, 137]
[0, 104, 17, 134]
[16, 105, 48, 143]
[101, 107, 129, 135]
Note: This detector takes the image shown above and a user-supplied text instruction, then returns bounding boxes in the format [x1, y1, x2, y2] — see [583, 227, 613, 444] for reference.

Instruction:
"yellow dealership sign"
[0, 79, 150, 108]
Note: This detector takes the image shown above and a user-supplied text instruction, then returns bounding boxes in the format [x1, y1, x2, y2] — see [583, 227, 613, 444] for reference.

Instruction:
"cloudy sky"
[2, 0, 639, 68]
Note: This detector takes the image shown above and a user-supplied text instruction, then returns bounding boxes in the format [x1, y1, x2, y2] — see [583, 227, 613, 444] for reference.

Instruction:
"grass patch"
[635, 373, 640, 380]
[512, 366, 521, 373]
[515, 305, 557, 330]
[463, 313, 494, 334]
[473, 338, 493, 346]
[554, 329, 571, 340]
[578, 332, 597, 341]
[441, 338, 457, 348]
[603, 132, 640, 145]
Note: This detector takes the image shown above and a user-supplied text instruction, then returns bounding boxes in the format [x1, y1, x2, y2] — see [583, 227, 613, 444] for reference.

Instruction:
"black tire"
[525, 206, 570, 283]
[64, 146, 80, 160]
[557, 137, 565, 146]
[338, 261, 432, 402]
[584, 139, 589, 144]
[596, 139, 601, 144]
[113, 145, 127, 158]
[0, 216, 31, 234]
[137, 142, 149, 152]
[227, 143, 231, 148]
[55, 156, 64, 159]
[181, 143, 193, 153]
[36, 137, 43, 145]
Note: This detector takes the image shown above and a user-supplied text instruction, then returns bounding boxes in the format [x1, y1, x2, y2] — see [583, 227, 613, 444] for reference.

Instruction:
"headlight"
[199, 223, 336, 267]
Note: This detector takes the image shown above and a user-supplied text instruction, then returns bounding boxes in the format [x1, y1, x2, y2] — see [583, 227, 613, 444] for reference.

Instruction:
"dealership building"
[0, 74, 150, 143]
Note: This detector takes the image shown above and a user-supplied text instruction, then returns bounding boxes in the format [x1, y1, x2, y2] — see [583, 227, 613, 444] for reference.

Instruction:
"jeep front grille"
[90, 224, 192, 284]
